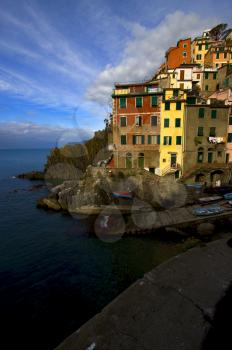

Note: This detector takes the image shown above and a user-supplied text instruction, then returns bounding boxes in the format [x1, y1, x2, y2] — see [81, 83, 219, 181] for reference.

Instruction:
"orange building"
[112, 82, 162, 171]
[204, 41, 232, 68]
[165, 38, 191, 70]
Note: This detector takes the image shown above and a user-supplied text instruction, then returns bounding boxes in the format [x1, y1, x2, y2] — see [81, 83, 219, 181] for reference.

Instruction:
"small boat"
[186, 183, 203, 190]
[198, 195, 222, 204]
[112, 191, 133, 199]
[224, 192, 232, 200]
[193, 206, 224, 216]
[204, 186, 232, 195]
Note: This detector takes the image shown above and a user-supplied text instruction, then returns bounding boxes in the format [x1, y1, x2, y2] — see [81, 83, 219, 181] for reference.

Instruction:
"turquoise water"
[0, 149, 186, 350]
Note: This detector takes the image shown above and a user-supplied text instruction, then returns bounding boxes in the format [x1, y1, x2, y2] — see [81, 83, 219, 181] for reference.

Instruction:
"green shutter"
[148, 135, 151, 144]
[136, 97, 142, 108]
[163, 137, 167, 145]
[198, 127, 204, 136]
[205, 43, 209, 50]
[199, 108, 205, 118]
[175, 118, 181, 127]
[211, 110, 217, 119]
[205, 72, 209, 79]
[205, 85, 209, 91]
[165, 102, 170, 110]
[176, 101, 181, 110]
[228, 133, 232, 142]
[133, 135, 136, 144]
[213, 72, 217, 80]
[157, 135, 160, 144]
[169, 137, 172, 145]
[119, 97, 126, 108]
[141, 135, 145, 144]
[176, 136, 182, 145]
[151, 96, 158, 106]
[164, 118, 169, 127]
[121, 135, 126, 145]
[229, 117, 232, 125]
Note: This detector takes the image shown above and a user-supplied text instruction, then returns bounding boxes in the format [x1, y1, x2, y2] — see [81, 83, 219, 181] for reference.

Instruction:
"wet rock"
[37, 196, 61, 211]
[17, 171, 44, 180]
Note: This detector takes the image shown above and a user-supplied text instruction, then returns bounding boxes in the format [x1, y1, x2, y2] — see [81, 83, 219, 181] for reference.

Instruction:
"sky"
[0, 0, 231, 148]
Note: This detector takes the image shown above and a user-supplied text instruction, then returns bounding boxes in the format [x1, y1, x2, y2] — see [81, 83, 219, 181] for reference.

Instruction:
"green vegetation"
[45, 129, 110, 172]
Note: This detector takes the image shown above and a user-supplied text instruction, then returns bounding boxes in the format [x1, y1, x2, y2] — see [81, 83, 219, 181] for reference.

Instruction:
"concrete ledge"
[55, 238, 232, 350]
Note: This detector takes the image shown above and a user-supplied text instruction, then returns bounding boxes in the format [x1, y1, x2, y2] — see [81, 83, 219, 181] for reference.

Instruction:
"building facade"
[165, 38, 191, 70]
[156, 88, 187, 177]
[112, 82, 162, 171]
[183, 103, 230, 174]
[192, 30, 214, 66]
[204, 41, 232, 68]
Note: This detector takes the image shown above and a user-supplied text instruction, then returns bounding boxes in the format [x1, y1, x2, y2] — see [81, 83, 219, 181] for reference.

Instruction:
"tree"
[209, 23, 228, 41]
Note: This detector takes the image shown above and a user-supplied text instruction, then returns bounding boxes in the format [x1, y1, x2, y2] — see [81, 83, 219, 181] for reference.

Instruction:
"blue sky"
[0, 0, 231, 148]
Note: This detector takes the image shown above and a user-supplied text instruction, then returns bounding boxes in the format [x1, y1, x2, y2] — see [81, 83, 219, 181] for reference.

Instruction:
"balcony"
[208, 136, 226, 144]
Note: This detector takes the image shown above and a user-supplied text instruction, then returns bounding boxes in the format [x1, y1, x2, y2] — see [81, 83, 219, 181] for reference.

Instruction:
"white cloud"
[0, 121, 92, 148]
[86, 11, 217, 104]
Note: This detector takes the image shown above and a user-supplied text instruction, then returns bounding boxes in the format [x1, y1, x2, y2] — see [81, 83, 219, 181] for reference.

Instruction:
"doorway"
[170, 153, 177, 168]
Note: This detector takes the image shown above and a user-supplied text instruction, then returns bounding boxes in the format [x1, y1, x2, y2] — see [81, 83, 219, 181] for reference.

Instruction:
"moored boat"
[224, 192, 232, 200]
[193, 206, 224, 216]
[112, 191, 133, 199]
[198, 195, 222, 204]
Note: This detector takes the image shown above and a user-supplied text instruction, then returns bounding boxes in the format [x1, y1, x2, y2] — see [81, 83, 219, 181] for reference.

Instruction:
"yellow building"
[156, 88, 187, 178]
[192, 30, 215, 66]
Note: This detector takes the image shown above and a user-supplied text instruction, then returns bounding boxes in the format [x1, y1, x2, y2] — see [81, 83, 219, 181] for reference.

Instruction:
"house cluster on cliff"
[108, 24, 232, 180]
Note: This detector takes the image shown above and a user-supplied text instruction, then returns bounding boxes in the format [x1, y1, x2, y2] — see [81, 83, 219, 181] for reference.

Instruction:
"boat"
[193, 206, 224, 216]
[224, 192, 232, 200]
[204, 186, 232, 195]
[186, 183, 203, 190]
[112, 191, 133, 199]
[198, 195, 222, 204]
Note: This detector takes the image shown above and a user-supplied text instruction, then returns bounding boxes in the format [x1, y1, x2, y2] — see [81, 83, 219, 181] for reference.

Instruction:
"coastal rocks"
[45, 163, 84, 185]
[17, 171, 44, 180]
[37, 195, 61, 211]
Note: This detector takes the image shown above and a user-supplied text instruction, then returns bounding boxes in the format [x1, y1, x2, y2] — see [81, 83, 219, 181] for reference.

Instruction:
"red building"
[165, 38, 191, 70]
[111, 82, 162, 170]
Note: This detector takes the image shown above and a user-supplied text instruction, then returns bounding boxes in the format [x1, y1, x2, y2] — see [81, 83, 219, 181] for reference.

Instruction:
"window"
[163, 136, 172, 145]
[151, 115, 158, 126]
[205, 72, 209, 79]
[165, 101, 170, 110]
[148, 135, 160, 144]
[205, 85, 209, 91]
[135, 116, 142, 126]
[183, 43, 188, 48]
[164, 118, 169, 127]
[205, 43, 209, 50]
[176, 101, 182, 110]
[199, 44, 202, 51]
[120, 116, 127, 127]
[196, 54, 202, 60]
[199, 108, 205, 118]
[213, 72, 217, 80]
[211, 110, 217, 119]
[197, 148, 204, 163]
[198, 127, 204, 136]
[120, 135, 127, 145]
[209, 127, 216, 137]
[176, 136, 182, 145]
[133, 135, 145, 145]
[151, 95, 158, 106]
[183, 51, 187, 57]
[218, 151, 222, 158]
[216, 52, 220, 59]
[173, 89, 178, 97]
[224, 52, 227, 59]
[136, 97, 142, 108]
[229, 116, 232, 125]
[175, 118, 181, 127]
[228, 133, 232, 143]
[119, 97, 126, 108]
[197, 73, 201, 79]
